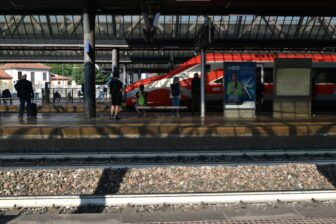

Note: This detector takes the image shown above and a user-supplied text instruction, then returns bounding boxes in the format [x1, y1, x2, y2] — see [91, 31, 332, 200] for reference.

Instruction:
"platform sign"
[224, 62, 256, 109]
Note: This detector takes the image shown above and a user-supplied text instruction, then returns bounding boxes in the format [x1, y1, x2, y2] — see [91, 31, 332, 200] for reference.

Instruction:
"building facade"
[0, 70, 13, 91]
[0, 63, 51, 94]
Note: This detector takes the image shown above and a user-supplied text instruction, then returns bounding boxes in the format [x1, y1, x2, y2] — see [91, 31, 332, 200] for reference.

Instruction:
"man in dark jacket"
[109, 76, 123, 120]
[191, 73, 201, 115]
[14, 74, 34, 117]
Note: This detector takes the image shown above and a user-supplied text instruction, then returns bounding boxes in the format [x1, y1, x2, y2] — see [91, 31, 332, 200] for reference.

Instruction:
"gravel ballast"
[0, 164, 336, 196]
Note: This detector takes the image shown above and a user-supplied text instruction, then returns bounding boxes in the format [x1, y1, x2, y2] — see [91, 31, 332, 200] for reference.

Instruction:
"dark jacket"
[170, 83, 180, 97]
[191, 77, 201, 95]
[109, 79, 123, 96]
[256, 80, 264, 101]
[14, 79, 34, 99]
[2, 89, 11, 98]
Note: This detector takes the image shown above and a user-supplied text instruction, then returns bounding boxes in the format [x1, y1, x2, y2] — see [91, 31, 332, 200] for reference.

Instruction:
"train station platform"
[1, 112, 336, 139]
[0, 112, 336, 153]
[0, 103, 110, 113]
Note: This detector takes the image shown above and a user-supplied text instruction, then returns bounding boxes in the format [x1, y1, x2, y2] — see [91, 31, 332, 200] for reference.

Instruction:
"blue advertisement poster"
[224, 62, 256, 109]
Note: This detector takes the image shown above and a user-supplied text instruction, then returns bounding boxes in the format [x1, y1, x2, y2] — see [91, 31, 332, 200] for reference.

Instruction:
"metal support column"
[169, 54, 174, 71]
[112, 49, 119, 78]
[123, 64, 127, 86]
[200, 49, 206, 118]
[83, 1, 96, 118]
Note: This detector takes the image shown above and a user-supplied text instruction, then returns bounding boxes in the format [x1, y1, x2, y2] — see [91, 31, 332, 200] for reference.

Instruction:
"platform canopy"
[1, 0, 336, 16]
[0, 0, 336, 72]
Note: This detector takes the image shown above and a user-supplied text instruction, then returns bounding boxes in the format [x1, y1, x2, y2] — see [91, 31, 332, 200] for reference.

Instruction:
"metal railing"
[0, 88, 112, 105]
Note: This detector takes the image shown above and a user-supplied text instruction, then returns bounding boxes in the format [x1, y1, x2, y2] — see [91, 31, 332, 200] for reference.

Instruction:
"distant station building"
[0, 63, 51, 93]
[0, 69, 13, 91]
[50, 74, 81, 89]
[50, 74, 72, 88]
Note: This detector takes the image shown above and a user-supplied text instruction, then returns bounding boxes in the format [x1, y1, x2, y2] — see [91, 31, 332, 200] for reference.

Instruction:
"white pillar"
[200, 49, 206, 118]
[123, 64, 127, 86]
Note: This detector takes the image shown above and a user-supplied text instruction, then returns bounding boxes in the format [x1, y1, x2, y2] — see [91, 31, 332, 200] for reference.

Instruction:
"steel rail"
[1, 191, 336, 209]
[1, 149, 336, 160]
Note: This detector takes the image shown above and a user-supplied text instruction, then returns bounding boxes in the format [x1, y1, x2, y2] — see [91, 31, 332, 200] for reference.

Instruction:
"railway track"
[1, 149, 336, 168]
[1, 191, 336, 209]
[2, 149, 336, 213]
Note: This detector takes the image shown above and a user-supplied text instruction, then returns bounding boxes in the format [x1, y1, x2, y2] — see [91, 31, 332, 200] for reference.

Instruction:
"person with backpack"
[109, 76, 123, 120]
[170, 76, 181, 116]
[135, 84, 148, 117]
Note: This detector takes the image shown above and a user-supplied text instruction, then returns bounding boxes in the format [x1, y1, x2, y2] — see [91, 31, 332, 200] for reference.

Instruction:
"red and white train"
[125, 53, 336, 109]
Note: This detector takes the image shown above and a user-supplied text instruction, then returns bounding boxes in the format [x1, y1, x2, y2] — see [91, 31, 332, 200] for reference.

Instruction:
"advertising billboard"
[224, 62, 256, 109]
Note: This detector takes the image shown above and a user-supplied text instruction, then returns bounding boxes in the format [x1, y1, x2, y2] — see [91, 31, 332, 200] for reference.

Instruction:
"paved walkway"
[1, 112, 336, 139]
[1, 112, 336, 153]
[0, 113, 336, 139]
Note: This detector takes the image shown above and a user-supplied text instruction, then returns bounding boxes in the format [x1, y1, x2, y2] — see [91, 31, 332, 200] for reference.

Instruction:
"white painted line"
[1, 191, 336, 208]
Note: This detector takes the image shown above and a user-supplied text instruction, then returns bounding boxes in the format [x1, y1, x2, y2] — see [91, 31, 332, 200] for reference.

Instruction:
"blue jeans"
[172, 96, 180, 116]
[172, 96, 180, 107]
[19, 97, 32, 116]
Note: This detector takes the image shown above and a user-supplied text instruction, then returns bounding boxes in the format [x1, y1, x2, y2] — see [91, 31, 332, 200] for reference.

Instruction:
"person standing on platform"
[14, 74, 34, 118]
[191, 73, 201, 115]
[135, 84, 148, 117]
[311, 75, 317, 116]
[97, 85, 105, 101]
[109, 76, 123, 120]
[255, 75, 264, 116]
[170, 76, 181, 116]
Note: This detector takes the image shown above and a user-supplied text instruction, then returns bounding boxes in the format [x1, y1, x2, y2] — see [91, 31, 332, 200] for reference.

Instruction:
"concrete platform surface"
[1, 112, 336, 153]
[1, 112, 336, 140]
[2, 205, 336, 224]
[0, 103, 110, 113]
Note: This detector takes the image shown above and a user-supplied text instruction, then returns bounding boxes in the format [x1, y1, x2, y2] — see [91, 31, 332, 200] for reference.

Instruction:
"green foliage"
[96, 70, 109, 84]
[48, 64, 109, 85]
[72, 66, 84, 85]
[49, 64, 73, 77]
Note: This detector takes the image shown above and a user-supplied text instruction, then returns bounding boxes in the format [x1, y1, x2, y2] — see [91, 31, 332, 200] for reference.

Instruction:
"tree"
[49, 64, 108, 85]
[96, 70, 109, 84]
[72, 66, 84, 85]
[49, 64, 73, 76]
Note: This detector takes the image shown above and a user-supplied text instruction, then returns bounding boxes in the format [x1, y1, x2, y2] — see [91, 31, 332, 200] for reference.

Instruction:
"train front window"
[313, 68, 336, 83]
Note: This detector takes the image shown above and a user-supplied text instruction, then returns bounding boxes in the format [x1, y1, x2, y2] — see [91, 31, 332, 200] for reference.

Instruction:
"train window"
[263, 68, 274, 83]
[210, 63, 222, 71]
[313, 69, 336, 83]
[315, 72, 328, 83]
[214, 77, 224, 84]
